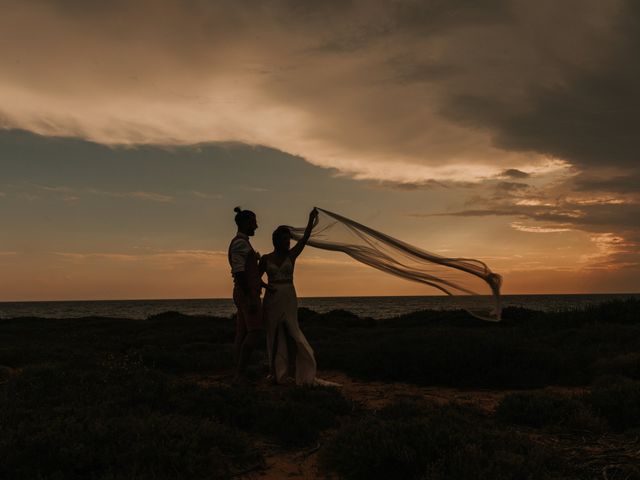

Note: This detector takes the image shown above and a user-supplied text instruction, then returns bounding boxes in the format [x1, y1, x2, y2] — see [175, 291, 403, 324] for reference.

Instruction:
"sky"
[1, 0, 639, 301]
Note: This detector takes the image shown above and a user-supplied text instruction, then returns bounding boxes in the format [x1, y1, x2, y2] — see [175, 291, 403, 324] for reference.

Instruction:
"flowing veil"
[289, 208, 503, 322]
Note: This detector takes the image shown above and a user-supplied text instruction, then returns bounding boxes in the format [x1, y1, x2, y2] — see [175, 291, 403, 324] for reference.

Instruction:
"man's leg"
[235, 291, 263, 379]
[234, 311, 247, 367]
[237, 329, 261, 378]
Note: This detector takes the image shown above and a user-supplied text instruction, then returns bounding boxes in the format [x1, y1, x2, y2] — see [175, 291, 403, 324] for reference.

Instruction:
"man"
[228, 207, 263, 381]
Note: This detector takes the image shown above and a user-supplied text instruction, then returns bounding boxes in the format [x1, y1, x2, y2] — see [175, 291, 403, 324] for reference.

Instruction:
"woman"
[260, 208, 318, 385]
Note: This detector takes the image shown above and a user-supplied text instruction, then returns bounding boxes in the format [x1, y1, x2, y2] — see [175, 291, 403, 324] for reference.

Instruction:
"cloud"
[499, 169, 530, 179]
[422, 175, 640, 273]
[105, 191, 173, 202]
[427, 198, 640, 231]
[0, 0, 630, 184]
[510, 222, 571, 233]
[240, 186, 269, 193]
[188, 190, 223, 200]
[28, 184, 174, 202]
[441, 1, 638, 173]
[573, 174, 640, 194]
[54, 249, 227, 267]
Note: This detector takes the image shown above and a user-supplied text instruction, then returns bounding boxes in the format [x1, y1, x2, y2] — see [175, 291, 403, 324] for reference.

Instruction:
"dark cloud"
[307, 0, 512, 53]
[500, 169, 530, 179]
[426, 197, 640, 232]
[574, 173, 640, 194]
[387, 57, 461, 84]
[494, 181, 529, 191]
[391, 0, 513, 35]
[443, 0, 640, 171]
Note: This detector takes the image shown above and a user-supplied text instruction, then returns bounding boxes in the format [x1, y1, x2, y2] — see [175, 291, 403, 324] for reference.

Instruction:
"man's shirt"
[228, 232, 252, 275]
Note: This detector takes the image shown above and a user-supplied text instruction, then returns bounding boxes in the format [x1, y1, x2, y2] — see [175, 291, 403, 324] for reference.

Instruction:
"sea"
[0, 294, 638, 320]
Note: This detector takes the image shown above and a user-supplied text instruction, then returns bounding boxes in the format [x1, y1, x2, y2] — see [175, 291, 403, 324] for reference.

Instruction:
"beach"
[2, 300, 640, 479]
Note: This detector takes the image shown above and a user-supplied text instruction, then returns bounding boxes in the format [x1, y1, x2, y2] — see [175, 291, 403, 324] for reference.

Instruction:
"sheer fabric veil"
[288, 208, 503, 322]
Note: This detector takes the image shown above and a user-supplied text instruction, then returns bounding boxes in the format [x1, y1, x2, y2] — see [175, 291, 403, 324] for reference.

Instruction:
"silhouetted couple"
[228, 207, 318, 385]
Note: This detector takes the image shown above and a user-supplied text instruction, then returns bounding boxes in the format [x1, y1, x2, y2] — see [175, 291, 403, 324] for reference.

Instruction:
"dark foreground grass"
[321, 402, 566, 480]
[0, 312, 350, 478]
[496, 379, 640, 433]
[0, 362, 260, 479]
[1, 299, 639, 478]
[496, 391, 605, 431]
[308, 299, 640, 388]
[0, 355, 351, 478]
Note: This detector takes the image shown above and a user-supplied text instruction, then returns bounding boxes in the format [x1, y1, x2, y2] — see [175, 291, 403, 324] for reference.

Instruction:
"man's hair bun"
[234, 206, 256, 226]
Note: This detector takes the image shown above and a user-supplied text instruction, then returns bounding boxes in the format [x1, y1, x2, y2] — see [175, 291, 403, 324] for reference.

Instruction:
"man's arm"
[233, 269, 260, 313]
[234, 271, 252, 296]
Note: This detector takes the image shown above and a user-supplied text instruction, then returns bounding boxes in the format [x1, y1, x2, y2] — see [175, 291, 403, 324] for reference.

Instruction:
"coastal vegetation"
[1, 299, 639, 478]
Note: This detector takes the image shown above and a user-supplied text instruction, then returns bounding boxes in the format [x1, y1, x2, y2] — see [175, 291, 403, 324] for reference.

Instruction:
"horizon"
[2, 292, 640, 305]
[1, 1, 639, 300]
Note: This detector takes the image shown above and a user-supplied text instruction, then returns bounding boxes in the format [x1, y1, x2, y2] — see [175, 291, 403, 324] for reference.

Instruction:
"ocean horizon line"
[2, 291, 640, 304]
[2, 293, 639, 320]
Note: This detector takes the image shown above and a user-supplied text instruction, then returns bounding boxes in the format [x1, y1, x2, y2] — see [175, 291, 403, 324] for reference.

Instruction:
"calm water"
[0, 294, 638, 320]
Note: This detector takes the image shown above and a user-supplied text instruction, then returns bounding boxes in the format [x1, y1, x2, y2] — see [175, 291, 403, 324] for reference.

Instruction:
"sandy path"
[317, 370, 587, 412]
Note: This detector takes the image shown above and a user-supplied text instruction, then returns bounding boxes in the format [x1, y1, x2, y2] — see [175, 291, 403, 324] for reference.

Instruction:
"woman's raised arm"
[290, 208, 318, 259]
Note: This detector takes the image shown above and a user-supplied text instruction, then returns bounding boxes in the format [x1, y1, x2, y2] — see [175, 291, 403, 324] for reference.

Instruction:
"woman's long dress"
[264, 256, 317, 385]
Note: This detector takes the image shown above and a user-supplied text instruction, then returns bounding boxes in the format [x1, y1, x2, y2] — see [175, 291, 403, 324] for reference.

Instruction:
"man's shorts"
[233, 287, 263, 331]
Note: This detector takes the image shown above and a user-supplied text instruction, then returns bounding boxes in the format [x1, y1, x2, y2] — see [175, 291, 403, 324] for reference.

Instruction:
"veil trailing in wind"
[289, 208, 503, 322]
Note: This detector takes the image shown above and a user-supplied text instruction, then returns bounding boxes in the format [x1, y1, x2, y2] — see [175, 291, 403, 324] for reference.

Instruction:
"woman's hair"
[272, 225, 291, 247]
[234, 206, 256, 226]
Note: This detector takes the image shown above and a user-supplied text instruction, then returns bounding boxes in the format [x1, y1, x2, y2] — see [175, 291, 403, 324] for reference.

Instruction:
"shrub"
[166, 382, 352, 446]
[593, 353, 640, 380]
[0, 413, 259, 479]
[583, 380, 640, 432]
[254, 386, 352, 445]
[317, 328, 577, 388]
[139, 343, 234, 373]
[0, 363, 261, 479]
[496, 392, 604, 431]
[321, 403, 564, 480]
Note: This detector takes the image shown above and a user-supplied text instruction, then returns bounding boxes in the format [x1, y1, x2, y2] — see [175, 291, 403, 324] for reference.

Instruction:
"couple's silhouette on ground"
[229, 207, 320, 385]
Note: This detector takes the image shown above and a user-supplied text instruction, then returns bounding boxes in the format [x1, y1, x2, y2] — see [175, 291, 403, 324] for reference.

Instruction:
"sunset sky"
[1, 0, 639, 301]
